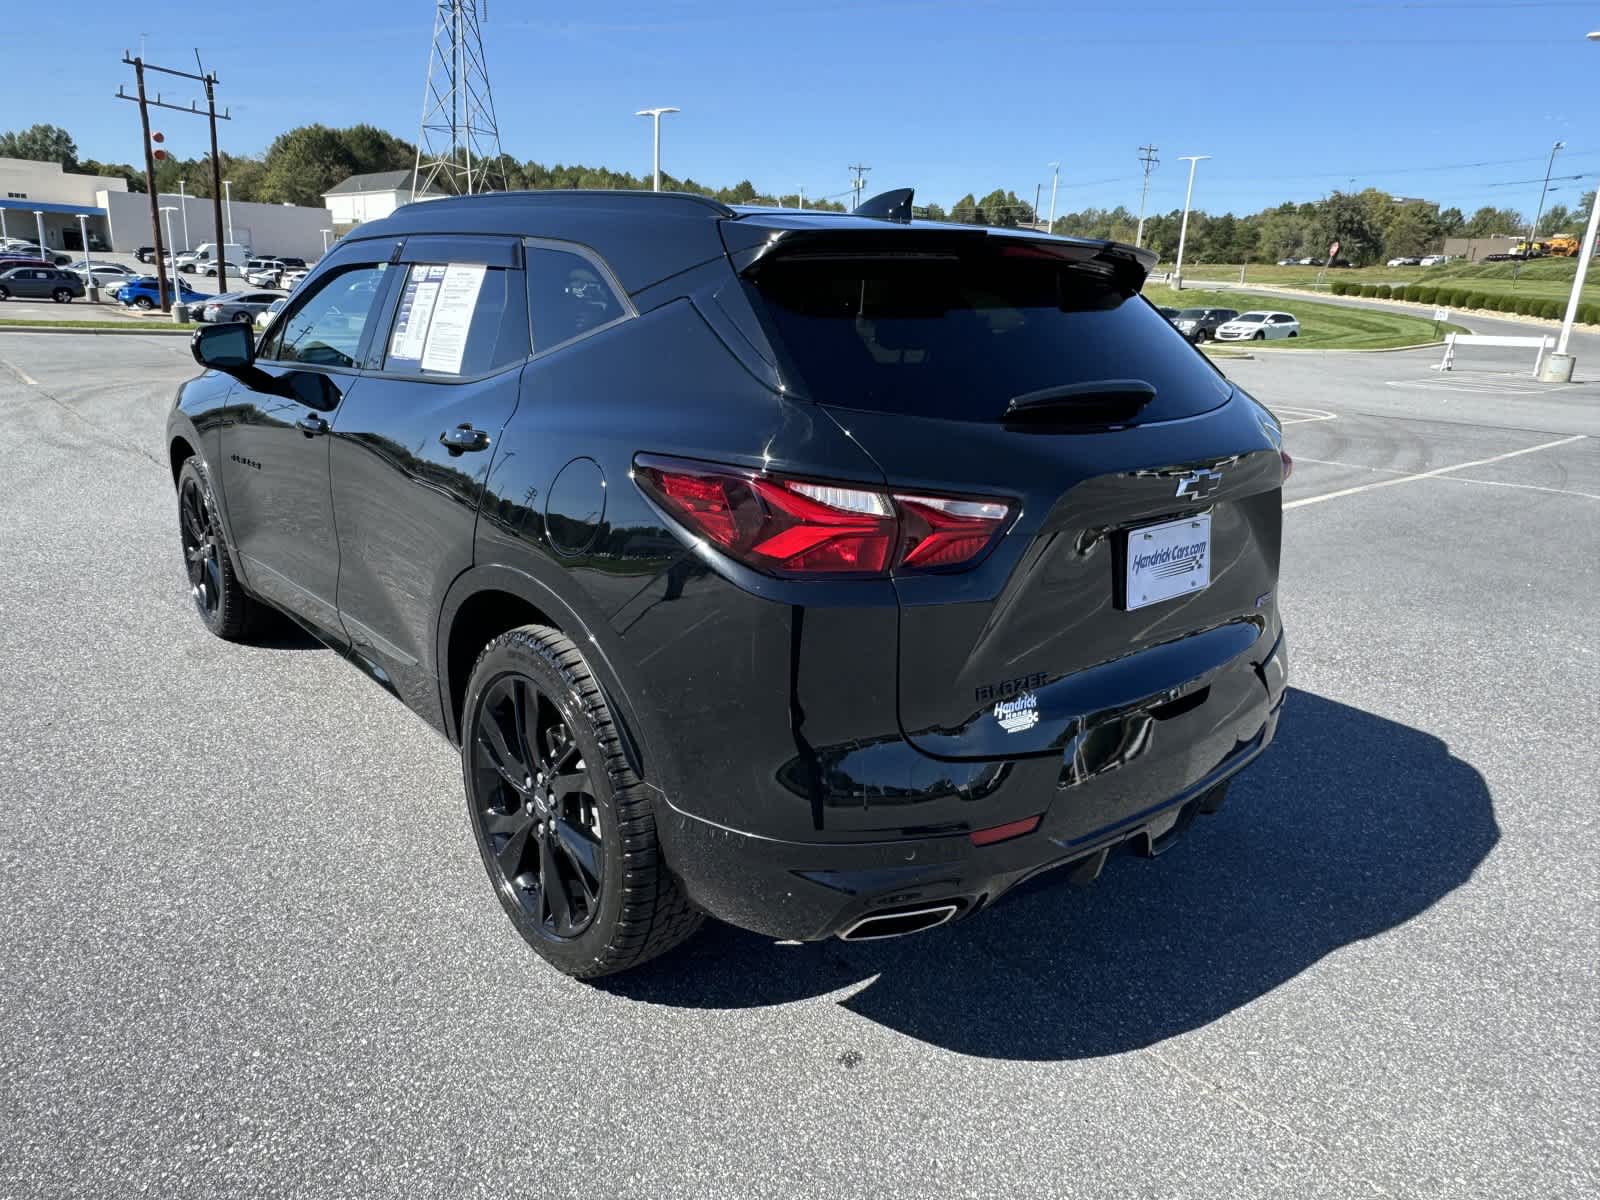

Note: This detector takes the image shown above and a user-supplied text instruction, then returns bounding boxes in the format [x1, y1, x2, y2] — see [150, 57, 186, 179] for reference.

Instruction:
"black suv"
[169, 190, 1289, 977]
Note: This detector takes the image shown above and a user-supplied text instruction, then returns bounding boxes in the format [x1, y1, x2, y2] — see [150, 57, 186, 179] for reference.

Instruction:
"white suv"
[1215, 311, 1301, 341]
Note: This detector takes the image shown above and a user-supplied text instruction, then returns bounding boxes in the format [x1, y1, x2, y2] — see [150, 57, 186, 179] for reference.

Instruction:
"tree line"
[3, 121, 1591, 263]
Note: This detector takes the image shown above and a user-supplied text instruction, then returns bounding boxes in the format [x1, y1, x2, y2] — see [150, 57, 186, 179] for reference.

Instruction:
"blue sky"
[8, 1, 1600, 218]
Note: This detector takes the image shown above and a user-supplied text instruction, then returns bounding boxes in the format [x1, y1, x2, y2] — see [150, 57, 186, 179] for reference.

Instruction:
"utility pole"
[1047, 161, 1060, 233]
[117, 50, 231, 312]
[1033, 183, 1043, 232]
[798, 186, 805, 210]
[849, 163, 870, 210]
[1514, 139, 1564, 288]
[1172, 154, 1210, 290]
[1135, 144, 1159, 247]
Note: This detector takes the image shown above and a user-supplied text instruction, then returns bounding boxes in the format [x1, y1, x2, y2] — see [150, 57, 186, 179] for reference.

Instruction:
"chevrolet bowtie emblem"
[1175, 469, 1223, 500]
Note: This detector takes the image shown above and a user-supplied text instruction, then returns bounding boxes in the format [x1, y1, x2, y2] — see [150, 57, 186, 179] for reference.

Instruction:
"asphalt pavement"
[1, 332, 1596, 1199]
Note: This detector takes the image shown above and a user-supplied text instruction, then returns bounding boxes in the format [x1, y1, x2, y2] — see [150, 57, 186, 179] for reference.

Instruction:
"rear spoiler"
[722, 212, 1158, 291]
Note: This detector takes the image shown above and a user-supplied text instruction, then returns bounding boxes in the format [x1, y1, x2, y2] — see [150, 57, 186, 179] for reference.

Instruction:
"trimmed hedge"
[1541, 299, 1563, 319]
[1579, 302, 1600, 325]
[1330, 280, 1352, 296]
[1359, 283, 1378, 298]
[1376, 284, 1392, 299]
[1416, 286, 1438, 304]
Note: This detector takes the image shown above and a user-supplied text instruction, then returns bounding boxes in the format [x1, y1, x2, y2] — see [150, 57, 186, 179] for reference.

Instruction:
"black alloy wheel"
[175, 457, 253, 639]
[471, 671, 606, 939]
[134, 296, 154, 310]
[462, 626, 703, 977]
[1253, 330, 1266, 340]
[0, 286, 9, 300]
[52, 288, 71, 303]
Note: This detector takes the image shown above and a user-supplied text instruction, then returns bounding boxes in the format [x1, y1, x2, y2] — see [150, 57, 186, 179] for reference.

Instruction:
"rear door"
[218, 240, 399, 642]
[328, 234, 529, 717]
[740, 231, 1284, 760]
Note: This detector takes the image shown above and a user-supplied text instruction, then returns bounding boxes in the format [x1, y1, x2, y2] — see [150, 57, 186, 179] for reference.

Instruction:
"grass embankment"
[1146, 285, 1463, 350]
[1179, 257, 1598, 309]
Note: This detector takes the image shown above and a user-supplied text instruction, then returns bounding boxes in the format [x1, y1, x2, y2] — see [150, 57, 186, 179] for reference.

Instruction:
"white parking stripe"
[1283, 434, 1587, 510]
[1446, 475, 1600, 502]
[1273, 406, 1338, 424]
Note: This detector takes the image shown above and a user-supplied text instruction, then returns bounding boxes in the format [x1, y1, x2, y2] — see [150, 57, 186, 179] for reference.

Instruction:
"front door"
[329, 235, 529, 721]
[218, 252, 397, 642]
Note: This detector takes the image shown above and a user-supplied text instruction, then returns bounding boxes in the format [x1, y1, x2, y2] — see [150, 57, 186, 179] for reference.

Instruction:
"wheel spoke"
[548, 771, 588, 801]
[479, 707, 525, 779]
[539, 834, 576, 932]
[497, 820, 536, 881]
[201, 554, 222, 613]
[180, 504, 205, 546]
[483, 806, 531, 837]
[511, 679, 537, 772]
[542, 723, 580, 775]
[553, 818, 602, 897]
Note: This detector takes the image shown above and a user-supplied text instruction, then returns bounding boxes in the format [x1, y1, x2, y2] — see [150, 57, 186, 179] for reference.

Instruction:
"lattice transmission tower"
[413, 0, 508, 200]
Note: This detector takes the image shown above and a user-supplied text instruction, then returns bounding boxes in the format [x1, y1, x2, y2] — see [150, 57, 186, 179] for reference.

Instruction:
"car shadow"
[602, 689, 1499, 1060]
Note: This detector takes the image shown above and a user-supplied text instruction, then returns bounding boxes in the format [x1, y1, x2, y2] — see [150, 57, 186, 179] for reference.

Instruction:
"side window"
[526, 246, 626, 354]
[261, 264, 388, 368]
[382, 262, 528, 377]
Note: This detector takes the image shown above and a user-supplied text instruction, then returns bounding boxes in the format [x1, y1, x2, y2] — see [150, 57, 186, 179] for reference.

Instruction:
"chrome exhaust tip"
[837, 903, 961, 943]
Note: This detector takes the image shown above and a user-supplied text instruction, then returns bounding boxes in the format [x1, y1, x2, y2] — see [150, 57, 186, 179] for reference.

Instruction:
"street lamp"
[33, 210, 47, 261]
[320, 228, 333, 254]
[1541, 35, 1600, 380]
[177, 179, 190, 251]
[223, 180, 234, 244]
[1047, 161, 1060, 233]
[1514, 140, 1564, 287]
[75, 213, 98, 302]
[634, 107, 680, 192]
[1171, 155, 1211, 290]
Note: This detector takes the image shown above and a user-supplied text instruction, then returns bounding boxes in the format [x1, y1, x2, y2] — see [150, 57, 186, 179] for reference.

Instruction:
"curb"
[0, 324, 194, 336]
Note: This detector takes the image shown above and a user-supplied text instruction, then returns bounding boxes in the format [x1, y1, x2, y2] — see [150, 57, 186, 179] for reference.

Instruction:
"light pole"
[320, 228, 333, 255]
[1172, 155, 1210, 290]
[223, 180, 234, 244]
[1047, 161, 1060, 233]
[177, 178, 191, 250]
[1540, 33, 1600, 380]
[159, 206, 180, 307]
[75, 213, 98, 302]
[0, 208, 8, 242]
[799, 186, 806, 210]
[33, 210, 47, 260]
[634, 107, 679, 192]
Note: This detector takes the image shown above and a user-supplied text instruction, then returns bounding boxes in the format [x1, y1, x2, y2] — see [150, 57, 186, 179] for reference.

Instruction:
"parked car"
[200, 261, 248, 280]
[1156, 305, 1181, 320]
[281, 268, 310, 291]
[116, 275, 208, 310]
[0, 265, 86, 302]
[1387, 256, 1422, 267]
[1215, 310, 1300, 341]
[135, 246, 157, 263]
[243, 257, 289, 287]
[254, 296, 287, 328]
[1171, 306, 1238, 343]
[67, 261, 138, 287]
[167, 190, 1290, 978]
[1419, 255, 1452, 267]
[1275, 257, 1298, 266]
[0, 256, 57, 275]
[199, 289, 287, 323]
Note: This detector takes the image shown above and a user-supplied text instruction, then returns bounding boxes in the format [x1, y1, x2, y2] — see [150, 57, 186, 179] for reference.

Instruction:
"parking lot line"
[1273, 406, 1338, 424]
[1283, 434, 1587, 510]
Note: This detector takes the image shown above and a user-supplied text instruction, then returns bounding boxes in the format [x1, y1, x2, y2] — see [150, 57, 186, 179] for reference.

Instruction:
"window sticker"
[420, 263, 488, 374]
[388, 264, 446, 365]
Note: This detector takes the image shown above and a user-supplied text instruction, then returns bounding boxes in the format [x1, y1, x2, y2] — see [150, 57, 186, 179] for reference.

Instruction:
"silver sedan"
[199, 290, 288, 324]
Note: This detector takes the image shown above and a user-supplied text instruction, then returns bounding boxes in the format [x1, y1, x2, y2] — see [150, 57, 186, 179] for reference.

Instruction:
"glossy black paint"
[167, 191, 1288, 943]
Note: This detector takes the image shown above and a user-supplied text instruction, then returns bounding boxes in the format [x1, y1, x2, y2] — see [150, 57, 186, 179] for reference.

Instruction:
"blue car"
[117, 275, 207, 310]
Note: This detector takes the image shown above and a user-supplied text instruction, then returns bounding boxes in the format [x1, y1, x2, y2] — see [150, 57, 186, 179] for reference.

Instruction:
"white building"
[0, 155, 334, 260]
[324, 169, 446, 230]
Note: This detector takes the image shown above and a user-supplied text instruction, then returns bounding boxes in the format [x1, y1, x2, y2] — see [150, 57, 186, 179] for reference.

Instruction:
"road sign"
[1328, 240, 1341, 261]
[1434, 307, 1450, 322]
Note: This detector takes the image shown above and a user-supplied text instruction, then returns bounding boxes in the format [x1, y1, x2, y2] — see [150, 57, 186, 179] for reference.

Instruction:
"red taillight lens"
[1280, 449, 1294, 481]
[634, 456, 1011, 578]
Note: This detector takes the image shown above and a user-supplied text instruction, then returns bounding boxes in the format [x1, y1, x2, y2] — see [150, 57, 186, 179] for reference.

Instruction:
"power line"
[848, 163, 870, 210]
[1135, 144, 1159, 247]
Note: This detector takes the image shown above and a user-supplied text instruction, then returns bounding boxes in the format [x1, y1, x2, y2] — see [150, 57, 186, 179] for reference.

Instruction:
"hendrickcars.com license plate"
[1125, 514, 1212, 610]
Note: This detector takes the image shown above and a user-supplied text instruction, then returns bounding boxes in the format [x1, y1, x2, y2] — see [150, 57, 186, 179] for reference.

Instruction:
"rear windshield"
[747, 250, 1231, 422]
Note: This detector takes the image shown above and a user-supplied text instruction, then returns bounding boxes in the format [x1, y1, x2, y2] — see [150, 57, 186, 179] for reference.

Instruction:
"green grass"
[1147, 286, 1463, 350]
[1178, 257, 1598, 308]
[0, 318, 197, 332]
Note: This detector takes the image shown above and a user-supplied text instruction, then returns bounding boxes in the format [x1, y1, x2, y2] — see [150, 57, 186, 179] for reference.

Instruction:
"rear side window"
[745, 249, 1230, 422]
[526, 246, 626, 354]
[382, 262, 529, 377]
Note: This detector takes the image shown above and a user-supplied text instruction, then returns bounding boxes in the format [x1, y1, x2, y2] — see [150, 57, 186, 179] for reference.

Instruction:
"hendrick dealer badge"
[1126, 514, 1212, 610]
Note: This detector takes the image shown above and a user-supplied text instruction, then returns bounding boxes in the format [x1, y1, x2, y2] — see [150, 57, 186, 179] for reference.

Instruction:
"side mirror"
[191, 321, 255, 373]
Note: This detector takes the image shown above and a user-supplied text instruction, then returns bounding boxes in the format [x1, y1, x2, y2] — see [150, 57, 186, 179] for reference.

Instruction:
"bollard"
[1537, 352, 1575, 383]
[172, 302, 190, 323]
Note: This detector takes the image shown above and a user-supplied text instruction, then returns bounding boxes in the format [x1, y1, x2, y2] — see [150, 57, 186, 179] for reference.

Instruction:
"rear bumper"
[659, 628, 1288, 941]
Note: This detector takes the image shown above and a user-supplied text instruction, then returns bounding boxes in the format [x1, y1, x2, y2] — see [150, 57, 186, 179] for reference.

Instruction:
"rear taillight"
[634, 455, 1012, 578]
[1280, 449, 1294, 481]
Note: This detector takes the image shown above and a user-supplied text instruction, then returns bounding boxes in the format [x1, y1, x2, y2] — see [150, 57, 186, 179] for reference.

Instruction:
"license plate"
[1125, 514, 1212, 610]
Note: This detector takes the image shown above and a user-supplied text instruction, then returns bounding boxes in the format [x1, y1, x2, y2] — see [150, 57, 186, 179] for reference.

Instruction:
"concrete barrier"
[1434, 332, 1555, 377]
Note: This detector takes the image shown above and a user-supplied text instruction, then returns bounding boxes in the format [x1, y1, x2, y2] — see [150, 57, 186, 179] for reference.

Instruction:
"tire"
[0, 286, 8, 300]
[235, 311, 253, 323]
[176, 456, 256, 640]
[462, 626, 703, 978]
[1288, 330, 1298, 338]
[134, 296, 154, 310]
[52, 288, 71, 303]
[1253, 330, 1266, 341]
[1193, 328, 1208, 344]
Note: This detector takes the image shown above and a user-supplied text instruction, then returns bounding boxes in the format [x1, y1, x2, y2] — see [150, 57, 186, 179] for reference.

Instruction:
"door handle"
[295, 413, 329, 437]
[439, 423, 491, 455]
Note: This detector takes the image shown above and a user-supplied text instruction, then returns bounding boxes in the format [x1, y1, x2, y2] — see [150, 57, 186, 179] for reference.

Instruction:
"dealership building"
[0, 157, 334, 259]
